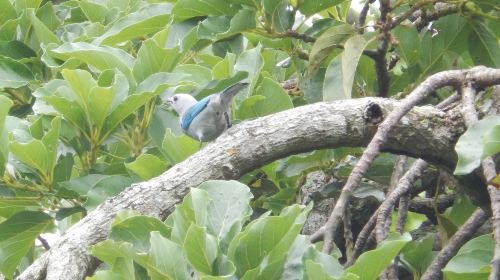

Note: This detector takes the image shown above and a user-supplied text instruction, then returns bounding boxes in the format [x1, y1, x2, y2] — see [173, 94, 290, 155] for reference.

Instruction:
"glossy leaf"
[110, 215, 171, 252]
[0, 211, 53, 278]
[184, 224, 218, 274]
[125, 153, 167, 180]
[0, 96, 13, 175]
[298, 0, 345, 16]
[454, 116, 500, 175]
[468, 19, 500, 68]
[161, 128, 199, 164]
[309, 24, 355, 72]
[172, 0, 241, 21]
[96, 3, 173, 45]
[251, 77, 293, 116]
[346, 233, 412, 279]
[443, 234, 493, 280]
[0, 56, 34, 88]
[323, 35, 371, 100]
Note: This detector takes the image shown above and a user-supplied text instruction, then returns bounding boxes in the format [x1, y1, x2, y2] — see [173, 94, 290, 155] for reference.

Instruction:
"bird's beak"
[166, 97, 173, 105]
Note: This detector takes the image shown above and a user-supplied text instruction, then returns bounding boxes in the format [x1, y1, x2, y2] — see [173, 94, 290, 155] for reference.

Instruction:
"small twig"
[414, 3, 460, 30]
[344, 206, 354, 260]
[37, 236, 50, 250]
[375, 0, 392, 97]
[391, 0, 439, 28]
[459, 83, 500, 280]
[357, 0, 376, 34]
[421, 208, 490, 280]
[278, 30, 316, 43]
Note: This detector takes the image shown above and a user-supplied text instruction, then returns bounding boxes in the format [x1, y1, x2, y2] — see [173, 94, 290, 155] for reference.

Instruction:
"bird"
[166, 82, 249, 144]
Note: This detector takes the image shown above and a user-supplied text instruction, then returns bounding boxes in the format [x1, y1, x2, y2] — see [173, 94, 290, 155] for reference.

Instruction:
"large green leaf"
[102, 91, 159, 137]
[133, 36, 180, 82]
[454, 116, 500, 175]
[0, 56, 34, 88]
[0, 211, 53, 278]
[251, 77, 293, 116]
[41, 117, 61, 177]
[184, 224, 218, 274]
[136, 231, 192, 280]
[468, 19, 500, 68]
[400, 235, 436, 278]
[78, 1, 109, 23]
[0, 0, 16, 26]
[309, 24, 355, 73]
[345, 233, 412, 280]
[49, 42, 135, 84]
[90, 240, 136, 279]
[227, 205, 305, 277]
[110, 215, 171, 252]
[9, 139, 48, 175]
[96, 3, 173, 45]
[298, 0, 345, 16]
[0, 96, 13, 175]
[200, 180, 253, 249]
[0, 199, 40, 219]
[170, 188, 210, 244]
[393, 25, 421, 68]
[443, 234, 493, 280]
[172, 0, 241, 21]
[26, 8, 59, 45]
[161, 128, 199, 164]
[0, 41, 36, 60]
[323, 34, 372, 100]
[125, 153, 167, 180]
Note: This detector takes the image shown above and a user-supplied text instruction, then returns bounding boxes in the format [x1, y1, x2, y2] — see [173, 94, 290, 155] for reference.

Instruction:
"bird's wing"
[180, 95, 212, 130]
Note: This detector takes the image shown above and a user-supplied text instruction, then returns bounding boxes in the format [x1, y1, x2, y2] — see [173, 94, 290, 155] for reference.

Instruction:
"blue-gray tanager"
[167, 82, 248, 142]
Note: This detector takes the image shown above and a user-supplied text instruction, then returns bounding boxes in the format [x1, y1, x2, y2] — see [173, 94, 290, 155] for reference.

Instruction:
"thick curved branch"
[18, 67, 500, 279]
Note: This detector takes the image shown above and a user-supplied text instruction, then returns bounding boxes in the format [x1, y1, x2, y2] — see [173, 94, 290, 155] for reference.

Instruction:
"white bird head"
[166, 94, 197, 116]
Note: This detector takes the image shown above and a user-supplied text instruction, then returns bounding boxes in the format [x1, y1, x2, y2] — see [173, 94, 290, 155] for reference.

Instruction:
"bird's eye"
[173, 96, 178, 102]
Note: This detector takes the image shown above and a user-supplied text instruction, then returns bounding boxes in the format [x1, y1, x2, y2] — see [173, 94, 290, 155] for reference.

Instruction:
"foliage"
[90, 180, 412, 280]
[0, 0, 498, 278]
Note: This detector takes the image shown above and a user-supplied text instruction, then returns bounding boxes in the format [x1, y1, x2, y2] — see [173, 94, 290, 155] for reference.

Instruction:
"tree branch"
[319, 66, 500, 254]
[421, 208, 490, 280]
[459, 83, 500, 280]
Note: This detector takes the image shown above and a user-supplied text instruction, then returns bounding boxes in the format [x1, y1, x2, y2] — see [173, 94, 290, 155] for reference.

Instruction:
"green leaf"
[305, 260, 335, 280]
[26, 8, 59, 45]
[298, 0, 345, 16]
[237, 95, 266, 120]
[393, 25, 421, 67]
[49, 42, 135, 84]
[483, 123, 500, 160]
[468, 19, 500, 68]
[200, 180, 253, 248]
[184, 224, 218, 274]
[172, 0, 241, 21]
[0, 96, 13, 175]
[102, 91, 159, 137]
[14, 0, 42, 13]
[170, 188, 210, 244]
[345, 233, 412, 280]
[443, 234, 493, 280]
[90, 240, 136, 279]
[0, 0, 16, 26]
[41, 116, 61, 176]
[133, 36, 180, 82]
[110, 215, 171, 252]
[0, 211, 53, 278]
[0, 199, 39, 219]
[309, 24, 355, 73]
[137, 231, 192, 280]
[161, 128, 199, 164]
[323, 34, 371, 100]
[454, 116, 500, 175]
[9, 139, 48, 175]
[227, 205, 305, 277]
[400, 235, 436, 278]
[0, 56, 34, 88]
[78, 1, 109, 23]
[0, 41, 36, 60]
[419, 15, 469, 78]
[251, 77, 293, 116]
[125, 153, 167, 180]
[96, 3, 173, 45]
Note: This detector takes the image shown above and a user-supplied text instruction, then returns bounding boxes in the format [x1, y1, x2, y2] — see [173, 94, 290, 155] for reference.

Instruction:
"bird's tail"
[220, 82, 249, 107]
